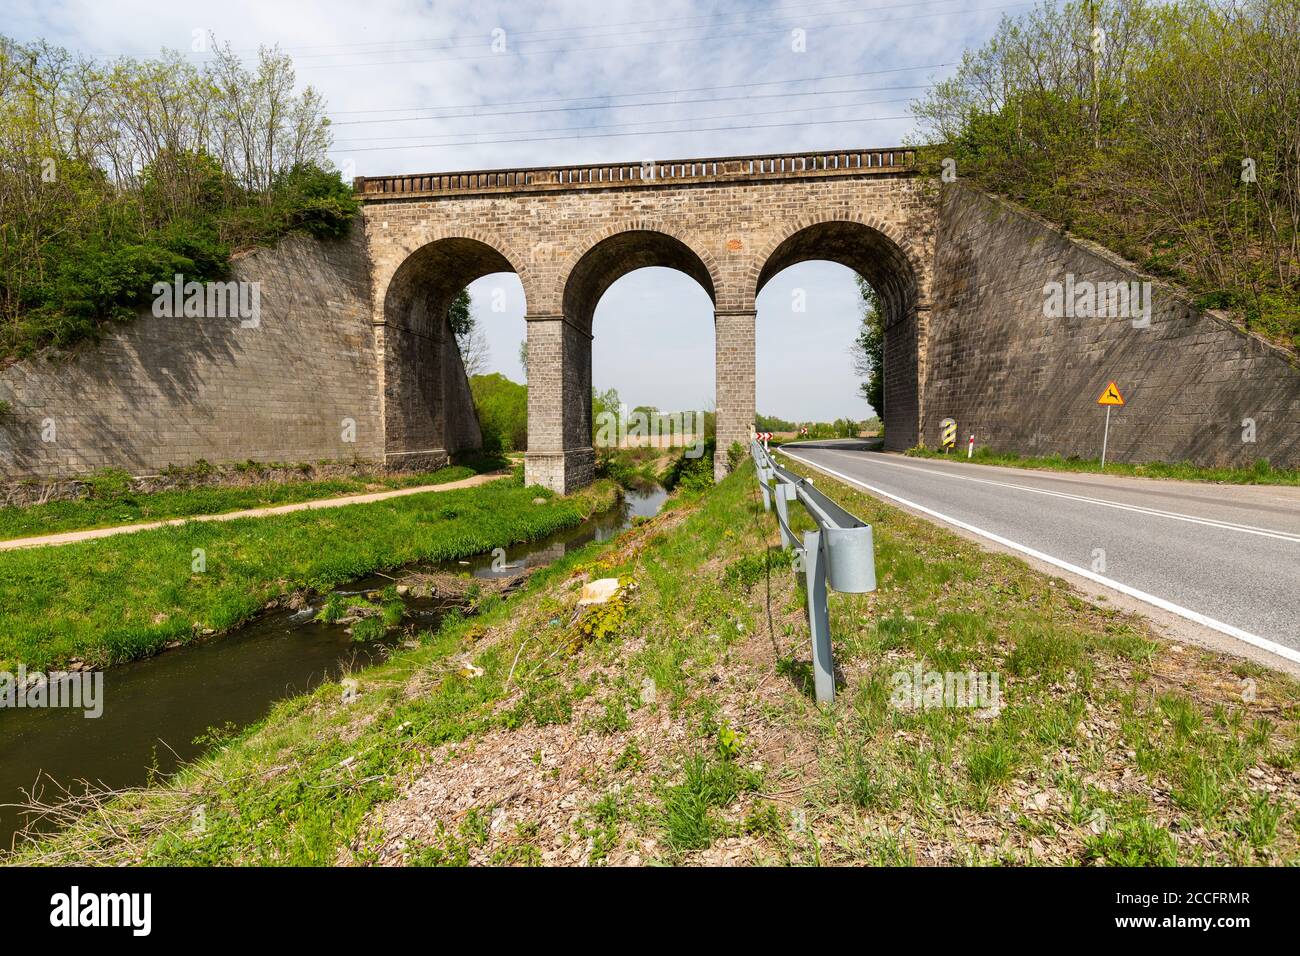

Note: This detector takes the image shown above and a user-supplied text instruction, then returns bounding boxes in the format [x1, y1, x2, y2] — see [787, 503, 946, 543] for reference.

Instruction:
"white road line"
[779, 446, 1300, 666]
[814, 448, 1300, 544]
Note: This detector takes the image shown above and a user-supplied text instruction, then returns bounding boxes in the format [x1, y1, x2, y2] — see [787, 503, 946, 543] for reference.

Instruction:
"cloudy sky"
[10, 0, 1022, 419]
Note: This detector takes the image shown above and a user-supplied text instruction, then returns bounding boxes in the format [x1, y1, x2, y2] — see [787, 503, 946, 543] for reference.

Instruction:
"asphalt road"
[777, 441, 1300, 662]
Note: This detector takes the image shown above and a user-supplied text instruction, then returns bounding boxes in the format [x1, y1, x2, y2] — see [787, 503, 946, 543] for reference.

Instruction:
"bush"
[1, 36, 357, 359]
[663, 439, 716, 493]
[5, 160, 357, 359]
[594, 451, 637, 488]
[82, 468, 134, 501]
[272, 163, 361, 240]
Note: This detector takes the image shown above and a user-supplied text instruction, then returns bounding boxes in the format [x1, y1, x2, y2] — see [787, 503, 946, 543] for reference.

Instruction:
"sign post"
[1096, 381, 1125, 467]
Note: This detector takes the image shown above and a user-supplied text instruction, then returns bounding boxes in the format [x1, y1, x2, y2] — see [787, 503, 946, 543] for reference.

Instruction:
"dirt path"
[0, 472, 507, 552]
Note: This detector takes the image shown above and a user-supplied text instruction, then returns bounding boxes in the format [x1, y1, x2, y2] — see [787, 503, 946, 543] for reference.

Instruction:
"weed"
[592, 696, 631, 735]
[715, 720, 745, 761]
[351, 617, 386, 643]
[743, 801, 784, 838]
[316, 594, 347, 624]
[966, 737, 1019, 794]
[1236, 794, 1283, 850]
[614, 741, 644, 773]
[1083, 819, 1178, 866]
[723, 553, 765, 591]
[658, 753, 761, 854]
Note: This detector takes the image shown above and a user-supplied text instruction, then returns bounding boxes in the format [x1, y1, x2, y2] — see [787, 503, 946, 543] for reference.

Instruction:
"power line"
[333, 96, 920, 147]
[330, 84, 935, 129]
[70, 0, 963, 60]
[333, 114, 916, 154]
[45, 0, 993, 62]
[327, 63, 951, 119]
[295, 3, 1032, 71]
[281, 0, 971, 62]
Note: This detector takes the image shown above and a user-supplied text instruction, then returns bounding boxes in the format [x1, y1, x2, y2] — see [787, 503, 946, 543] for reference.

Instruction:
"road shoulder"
[780, 444, 1300, 680]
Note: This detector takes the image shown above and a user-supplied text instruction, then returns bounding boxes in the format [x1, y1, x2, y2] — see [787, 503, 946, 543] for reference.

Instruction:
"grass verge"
[906, 446, 1300, 485]
[11, 460, 1300, 866]
[0, 477, 617, 672]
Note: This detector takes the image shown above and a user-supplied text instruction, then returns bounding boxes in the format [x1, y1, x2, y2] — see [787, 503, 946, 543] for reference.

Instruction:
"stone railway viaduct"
[360, 147, 932, 491]
[2, 146, 1297, 484]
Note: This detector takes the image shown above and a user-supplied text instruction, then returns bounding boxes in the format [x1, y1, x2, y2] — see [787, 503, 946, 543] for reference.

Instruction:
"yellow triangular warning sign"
[1097, 381, 1125, 406]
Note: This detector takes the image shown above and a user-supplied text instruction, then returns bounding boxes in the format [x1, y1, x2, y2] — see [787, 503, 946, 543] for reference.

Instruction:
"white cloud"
[12, 0, 1010, 421]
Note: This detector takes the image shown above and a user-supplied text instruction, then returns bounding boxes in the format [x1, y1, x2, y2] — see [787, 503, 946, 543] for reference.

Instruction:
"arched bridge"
[355, 147, 934, 492]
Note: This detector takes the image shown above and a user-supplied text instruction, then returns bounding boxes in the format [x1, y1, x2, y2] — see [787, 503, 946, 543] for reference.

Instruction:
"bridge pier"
[714, 309, 756, 481]
[524, 312, 595, 493]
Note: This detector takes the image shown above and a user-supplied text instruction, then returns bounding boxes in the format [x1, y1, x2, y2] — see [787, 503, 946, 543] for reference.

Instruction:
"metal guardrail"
[751, 440, 876, 705]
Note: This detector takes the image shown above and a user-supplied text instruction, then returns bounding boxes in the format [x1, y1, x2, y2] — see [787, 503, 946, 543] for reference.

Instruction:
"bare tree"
[457, 322, 490, 378]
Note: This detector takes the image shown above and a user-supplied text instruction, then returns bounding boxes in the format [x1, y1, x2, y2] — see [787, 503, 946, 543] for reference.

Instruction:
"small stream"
[0, 485, 666, 849]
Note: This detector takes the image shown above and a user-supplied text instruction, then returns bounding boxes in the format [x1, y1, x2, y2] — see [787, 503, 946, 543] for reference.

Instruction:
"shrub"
[663, 439, 716, 493]
[1, 37, 357, 359]
[726, 440, 746, 472]
[82, 468, 134, 501]
[469, 373, 528, 452]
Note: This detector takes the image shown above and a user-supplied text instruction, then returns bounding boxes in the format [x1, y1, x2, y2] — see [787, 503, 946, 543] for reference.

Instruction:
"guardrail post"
[773, 479, 796, 549]
[756, 463, 772, 512]
[802, 530, 835, 705]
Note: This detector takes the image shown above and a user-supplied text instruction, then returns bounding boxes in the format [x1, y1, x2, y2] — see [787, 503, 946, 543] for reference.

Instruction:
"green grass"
[0, 464, 491, 541]
[594, 446, 668, 491]
[905, 446, 1300, 485]
[9, 485, 640, 865]
[777, 455, 1300, 865]
[12, 454, 1300, 867]
[0, 477, 618, 671]
[658, 752, 761, 855]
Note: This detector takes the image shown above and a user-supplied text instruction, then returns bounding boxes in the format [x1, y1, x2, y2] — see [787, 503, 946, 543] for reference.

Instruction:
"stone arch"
[750, 215, 928, 450]
[748, 213, 928, 310]
[556, 221, 721, 329]
[374, 226, 540, 316]
[378, 233, 528, 470]
[524, 226, 720, 492]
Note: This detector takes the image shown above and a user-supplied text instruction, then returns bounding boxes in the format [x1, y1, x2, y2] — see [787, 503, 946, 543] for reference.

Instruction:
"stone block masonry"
[926, 185, 1300, 468]
[0, 225, 385, 478]
[1, 149, 933, 488]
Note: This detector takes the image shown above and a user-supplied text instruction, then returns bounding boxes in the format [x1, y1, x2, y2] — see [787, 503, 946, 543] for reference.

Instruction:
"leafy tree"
[469, 373, 527, 452]
[755, 413, 797, 432]
[850, 277, 884, 416]
[592, 386, 621, 443]
[447, 289, 489, 376]
[0, 34, 354, 358]
[447, 288, 472, 338]
[911, 0, 1300, 351]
